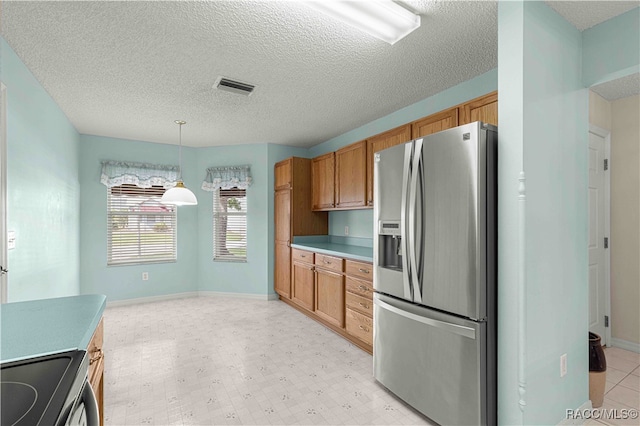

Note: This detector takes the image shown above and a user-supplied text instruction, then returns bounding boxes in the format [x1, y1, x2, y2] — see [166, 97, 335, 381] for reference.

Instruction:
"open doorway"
[589, 74, 640, 353]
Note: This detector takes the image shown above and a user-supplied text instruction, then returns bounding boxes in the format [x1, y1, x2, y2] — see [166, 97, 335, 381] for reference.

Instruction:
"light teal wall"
[196, 144, 270, 296]
[583, 7, 640, 86]
[2, 37, 81, 302]
[79, 135, 199, 301]
[498, 2, 589, 424]
[309, 69, 498, 238]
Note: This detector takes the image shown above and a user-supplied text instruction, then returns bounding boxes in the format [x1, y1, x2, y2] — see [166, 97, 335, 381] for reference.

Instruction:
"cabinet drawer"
[346, 292, 373, 317]
[315, 254, 344, 273]
[292, 248, 314, 264]
[345, 260, 373, 281]
[345, 276, 373, 298]
[346, 308, 373, 346]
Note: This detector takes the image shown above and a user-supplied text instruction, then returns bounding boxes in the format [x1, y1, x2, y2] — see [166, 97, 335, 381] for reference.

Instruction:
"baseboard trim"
[106, 292, 199, 307]
[610, 338, 640, 354]
[557, 400, 593, 425]
[198, 291, 279, 301]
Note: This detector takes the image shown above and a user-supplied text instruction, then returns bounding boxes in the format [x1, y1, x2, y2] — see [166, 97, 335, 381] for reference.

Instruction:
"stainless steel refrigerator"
[373, 122, 497, 426]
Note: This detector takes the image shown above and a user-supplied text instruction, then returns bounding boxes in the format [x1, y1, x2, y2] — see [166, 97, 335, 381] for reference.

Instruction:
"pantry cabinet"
[273, 158, 328, 299]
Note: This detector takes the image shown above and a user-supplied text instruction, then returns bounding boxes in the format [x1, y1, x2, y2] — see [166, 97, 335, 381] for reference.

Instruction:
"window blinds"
[107, 184, 177, 265]
[213, 188, 247, 261]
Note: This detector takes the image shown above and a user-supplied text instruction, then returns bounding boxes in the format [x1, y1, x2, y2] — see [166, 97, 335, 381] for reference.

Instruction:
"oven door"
[66, 379, 99, 426]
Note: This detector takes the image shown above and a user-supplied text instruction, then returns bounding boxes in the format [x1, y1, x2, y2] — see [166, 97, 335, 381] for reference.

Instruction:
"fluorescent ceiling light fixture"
[307, 0, 420, 45]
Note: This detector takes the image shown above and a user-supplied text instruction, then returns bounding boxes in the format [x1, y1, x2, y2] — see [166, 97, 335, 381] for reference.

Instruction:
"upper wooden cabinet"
[461, 91, 498, 126]
[335, 141, 367, 209]
[312, 152, 336, 210]
[366, 124, 412, 206]
[412, 108, 459, 139]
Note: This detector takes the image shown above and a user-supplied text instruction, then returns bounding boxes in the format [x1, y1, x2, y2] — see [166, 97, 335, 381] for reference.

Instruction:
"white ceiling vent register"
[214, 77, 256, 96]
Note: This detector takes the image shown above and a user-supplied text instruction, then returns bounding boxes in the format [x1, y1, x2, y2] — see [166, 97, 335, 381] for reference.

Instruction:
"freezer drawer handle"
[374, 298, 476, 340]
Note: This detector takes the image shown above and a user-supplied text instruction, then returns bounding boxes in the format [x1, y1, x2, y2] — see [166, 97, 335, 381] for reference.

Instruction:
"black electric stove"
[1, 350, 88, 426]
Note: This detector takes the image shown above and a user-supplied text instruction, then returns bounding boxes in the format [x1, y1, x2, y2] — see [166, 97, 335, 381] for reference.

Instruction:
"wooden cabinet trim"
[411, 107, 459, 139]
[460, 91, 498, 126]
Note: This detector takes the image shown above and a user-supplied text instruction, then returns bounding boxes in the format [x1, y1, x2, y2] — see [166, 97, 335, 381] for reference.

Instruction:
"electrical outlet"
[142, 272, 149, 281]
[560, 353, 567, 377]
[345, 226, 349, 235]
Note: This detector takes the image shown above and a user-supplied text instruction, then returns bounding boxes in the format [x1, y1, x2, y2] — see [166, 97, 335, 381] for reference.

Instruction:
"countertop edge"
[291, 243, 373, 263]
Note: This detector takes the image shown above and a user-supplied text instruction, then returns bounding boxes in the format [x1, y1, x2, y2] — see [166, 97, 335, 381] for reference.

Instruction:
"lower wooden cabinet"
[292, 260, 315, 311]
[280, 250, 374, 354]
[315, 268, 345, 328]
[88, 317, 105, 426]
[345, 308, 373, 346]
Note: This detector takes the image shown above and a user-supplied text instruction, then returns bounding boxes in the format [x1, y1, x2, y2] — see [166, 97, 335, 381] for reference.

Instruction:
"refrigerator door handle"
[400, 142, 414, 300]
[409, 138, 423, 303]
[374, 298, 476, 340]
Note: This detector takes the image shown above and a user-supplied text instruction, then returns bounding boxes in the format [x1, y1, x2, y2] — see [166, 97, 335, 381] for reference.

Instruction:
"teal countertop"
[292, 236, 373, 263]
[1, 294, 107, 363]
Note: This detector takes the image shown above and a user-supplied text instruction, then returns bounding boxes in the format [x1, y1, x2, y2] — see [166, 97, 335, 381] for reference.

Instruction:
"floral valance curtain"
[100, 160, 179, 189]
[201, 165, 252, 191]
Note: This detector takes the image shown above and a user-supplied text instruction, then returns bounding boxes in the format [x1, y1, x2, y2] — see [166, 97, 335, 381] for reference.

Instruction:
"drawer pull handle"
[300, 254, 306, 258]
[324, 260, 331, 264]
[90, 349, 104, 365]
[359, 303, 370, 309]
[358, 285, 370, 292]
[359, 325, 370, 332]
[358, 268, 370, 274]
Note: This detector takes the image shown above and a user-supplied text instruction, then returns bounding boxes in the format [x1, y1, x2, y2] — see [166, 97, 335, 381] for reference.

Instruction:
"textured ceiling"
[545, 1, 638, 30]
[1, 1, 637, 148]
[591, 72, 640, 100]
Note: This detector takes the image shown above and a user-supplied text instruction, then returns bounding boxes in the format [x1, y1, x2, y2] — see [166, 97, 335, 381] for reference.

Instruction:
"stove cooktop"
[1, 350, 87, 426]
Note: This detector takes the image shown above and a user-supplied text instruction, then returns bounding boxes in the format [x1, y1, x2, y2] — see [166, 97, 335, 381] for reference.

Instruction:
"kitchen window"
[213, 187, 247, 261]
[107, 184, 177, 265]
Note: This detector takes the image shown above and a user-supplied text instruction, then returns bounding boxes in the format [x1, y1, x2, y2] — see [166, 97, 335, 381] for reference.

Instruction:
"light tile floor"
[586, 346, 640, 425]
[103, 297, 433, 425]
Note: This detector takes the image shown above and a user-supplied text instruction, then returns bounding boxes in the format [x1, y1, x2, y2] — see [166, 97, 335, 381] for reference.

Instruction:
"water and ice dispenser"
[378, 220, 403, 271]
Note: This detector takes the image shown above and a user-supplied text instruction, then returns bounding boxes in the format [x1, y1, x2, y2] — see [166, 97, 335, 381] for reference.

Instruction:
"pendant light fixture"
[161, 120, 198, 206]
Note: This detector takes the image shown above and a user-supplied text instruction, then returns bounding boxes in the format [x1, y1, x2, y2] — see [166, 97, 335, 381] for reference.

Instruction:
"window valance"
[100, 160, 179, 189]
[202, 165, 252, 191]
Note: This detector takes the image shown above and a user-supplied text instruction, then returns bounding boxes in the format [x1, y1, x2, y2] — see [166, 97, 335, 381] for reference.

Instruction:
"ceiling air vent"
[214, 77, 255, 96]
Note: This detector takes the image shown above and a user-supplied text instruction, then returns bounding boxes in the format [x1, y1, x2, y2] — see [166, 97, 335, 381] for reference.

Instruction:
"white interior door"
[588, 127, 609, 344]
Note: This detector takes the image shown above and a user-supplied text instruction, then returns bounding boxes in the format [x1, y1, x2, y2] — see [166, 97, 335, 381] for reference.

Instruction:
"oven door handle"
[82, 381, 100, 426]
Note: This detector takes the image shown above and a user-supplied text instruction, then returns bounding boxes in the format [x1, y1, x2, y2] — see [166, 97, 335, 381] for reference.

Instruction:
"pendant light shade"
[161, 120, 197, 206]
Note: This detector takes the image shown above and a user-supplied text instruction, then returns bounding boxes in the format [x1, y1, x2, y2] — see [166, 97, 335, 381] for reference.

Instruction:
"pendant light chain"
[175, 120, 186, 181]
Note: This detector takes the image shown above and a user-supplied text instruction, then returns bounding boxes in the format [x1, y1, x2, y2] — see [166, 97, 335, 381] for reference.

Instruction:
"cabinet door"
[292, 261, 315, 311]
[366, 125, 412, 206]
[315, 269, 345, 328]
[311, 152, 335, 210]
[461, 91, 498, 126]
[412, 107, 459, 139]
[335, 141, 367, 208]
[274, 189, 290, 242]
[274, 158, 292, 190]
[275, 240, 291, 298]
